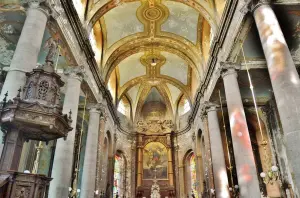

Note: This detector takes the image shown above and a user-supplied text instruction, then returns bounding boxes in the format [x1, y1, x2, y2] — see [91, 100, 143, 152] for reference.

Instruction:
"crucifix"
[32, 141, 43, 174]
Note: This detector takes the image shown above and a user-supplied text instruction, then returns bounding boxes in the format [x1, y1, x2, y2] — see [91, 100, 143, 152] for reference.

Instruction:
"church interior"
[0, 0, 300, 197]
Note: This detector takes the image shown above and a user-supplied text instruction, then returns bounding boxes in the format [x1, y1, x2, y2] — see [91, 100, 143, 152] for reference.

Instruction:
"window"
[89, 28, 101, 64]
[183, 99, 190, 114]
[190, 153, 198, 198]
[113, 154, 125, 197]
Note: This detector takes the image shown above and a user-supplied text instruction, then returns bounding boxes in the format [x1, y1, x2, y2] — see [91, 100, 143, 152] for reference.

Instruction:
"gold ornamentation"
[144, 7, 162, 21]
[136, 119, 173, 134]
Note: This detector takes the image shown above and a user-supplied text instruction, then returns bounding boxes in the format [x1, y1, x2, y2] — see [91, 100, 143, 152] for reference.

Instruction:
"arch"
[87, 0, 218, 34]
[104, 39, 201, 83]
[183, 149, 199, 197]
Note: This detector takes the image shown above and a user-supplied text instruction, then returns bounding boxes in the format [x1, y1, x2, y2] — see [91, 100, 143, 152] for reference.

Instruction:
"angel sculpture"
[43, 37, 58, 66]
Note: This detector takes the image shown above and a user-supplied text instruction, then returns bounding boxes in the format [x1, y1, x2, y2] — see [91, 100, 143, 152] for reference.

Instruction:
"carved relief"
[15, 186, 30, 198]
[136, 120, 173, 134]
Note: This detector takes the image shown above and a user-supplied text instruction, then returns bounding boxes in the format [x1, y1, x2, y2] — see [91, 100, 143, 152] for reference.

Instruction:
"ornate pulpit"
[0, 56, 72, 197]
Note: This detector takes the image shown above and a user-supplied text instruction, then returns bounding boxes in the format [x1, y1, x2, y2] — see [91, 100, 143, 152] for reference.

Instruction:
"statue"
[136, 120, 147, 133]
[43, 37, 58, 65]
[150, 169, 161, 198]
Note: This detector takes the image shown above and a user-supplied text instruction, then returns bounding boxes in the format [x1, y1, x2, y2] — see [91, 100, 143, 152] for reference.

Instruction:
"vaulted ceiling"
[76, 0, 225, 121]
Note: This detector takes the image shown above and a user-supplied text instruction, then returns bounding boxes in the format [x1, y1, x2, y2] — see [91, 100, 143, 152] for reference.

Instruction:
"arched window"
[113, 153, 125, 198]
[190, 153, 198, 197]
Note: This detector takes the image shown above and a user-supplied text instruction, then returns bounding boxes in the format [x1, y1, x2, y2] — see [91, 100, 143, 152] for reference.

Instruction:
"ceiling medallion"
[143, 7, 162, 21]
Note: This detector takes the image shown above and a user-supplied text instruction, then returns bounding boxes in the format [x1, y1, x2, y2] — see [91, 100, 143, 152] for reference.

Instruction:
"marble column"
[81, 105, 103, 198]
[222, 67, 260, 197]
[48, 68, 83, 198]
[206, 104, 229, 198]
[253, 3, 300, 193]
[1, 1, 49, 100]
[0, 0, 49, 159]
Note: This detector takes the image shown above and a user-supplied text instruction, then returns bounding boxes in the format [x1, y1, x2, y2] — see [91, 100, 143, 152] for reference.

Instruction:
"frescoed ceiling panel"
[160, 51, 188, 85]
[166, 83, 181, 105]
[161, 1, 199, 44]
[127, 83, 140, 104]
[86, 0, 224, 125]
[118, 52, 146, 86]
[102, 1, 144, 48]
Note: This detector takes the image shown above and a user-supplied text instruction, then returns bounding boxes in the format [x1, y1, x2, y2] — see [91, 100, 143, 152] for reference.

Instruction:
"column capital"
[251, 0, 271, 12]
[64, 66, 85, 82]
[200, 101, 219, 117]
[204, 101, 219, 113]
[220, 63, 240, 78]
[88, 103, 106, 113]
[23, 0, 51, 17]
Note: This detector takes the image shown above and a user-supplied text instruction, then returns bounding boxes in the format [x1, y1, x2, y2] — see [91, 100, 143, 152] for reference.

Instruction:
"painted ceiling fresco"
[83, 0, 224, 122]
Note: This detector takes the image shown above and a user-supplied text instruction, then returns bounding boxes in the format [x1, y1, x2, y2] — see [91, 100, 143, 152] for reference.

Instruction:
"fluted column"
[81, 104, 104, 198]
[253, 3, 300, 192]
[206, 103, 229, 198]
[222, 67, 260, 197]
[48, 68, 84, 198]
[0, 0, 49, 158]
